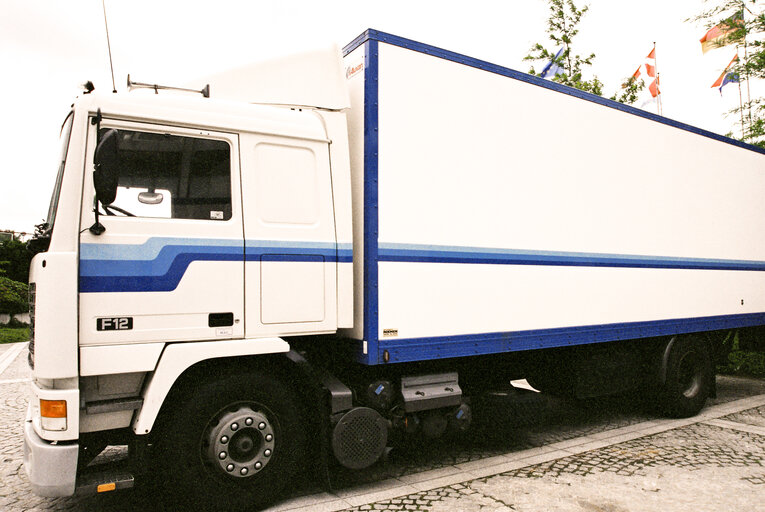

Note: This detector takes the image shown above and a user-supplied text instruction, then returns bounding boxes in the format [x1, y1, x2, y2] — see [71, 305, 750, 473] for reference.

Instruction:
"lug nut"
[255, 461, 262, 470]
[220, 435, 229, 444]
[240, 467, 248, 475]
[226, 464, 234, 472]
[245, 417, 253, 426]
[231, 422, 239, 431]
[258, 422, 266, 430]
[218, 451, 227, 460]
[265, 434, 273, 442]
[264, 449, 271, 457]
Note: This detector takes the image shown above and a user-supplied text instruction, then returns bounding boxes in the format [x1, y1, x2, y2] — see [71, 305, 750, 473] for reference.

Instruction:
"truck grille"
[28, 283, 35, 369]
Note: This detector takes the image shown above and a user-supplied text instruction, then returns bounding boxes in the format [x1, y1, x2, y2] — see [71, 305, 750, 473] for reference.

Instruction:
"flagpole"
[654, 73, 660, 115]
[738, 80, 745, 137]
[653, 42, 662, 116]
[736, 43, 746, 138]
[742, 1, 752, 135]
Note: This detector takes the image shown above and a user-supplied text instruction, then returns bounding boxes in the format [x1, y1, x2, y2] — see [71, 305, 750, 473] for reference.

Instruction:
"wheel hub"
[206, 406, 275, 478]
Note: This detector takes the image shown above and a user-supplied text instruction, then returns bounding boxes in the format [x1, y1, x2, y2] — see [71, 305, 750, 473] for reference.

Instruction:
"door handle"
[209, 313, 234, 327]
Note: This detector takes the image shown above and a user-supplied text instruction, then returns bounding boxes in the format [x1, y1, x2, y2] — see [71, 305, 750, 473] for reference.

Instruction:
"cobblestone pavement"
[2, 342, 765, 511]
[342, 420, 765, 512]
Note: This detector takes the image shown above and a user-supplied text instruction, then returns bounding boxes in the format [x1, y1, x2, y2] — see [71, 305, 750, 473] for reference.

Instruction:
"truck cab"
[24, 49, 354, 500]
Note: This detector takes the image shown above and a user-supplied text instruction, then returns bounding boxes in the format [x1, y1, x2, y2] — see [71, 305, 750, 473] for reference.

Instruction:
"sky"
[0, 0, 758, 233]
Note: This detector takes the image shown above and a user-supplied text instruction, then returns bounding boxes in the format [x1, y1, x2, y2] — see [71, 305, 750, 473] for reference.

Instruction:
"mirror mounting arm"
[89, 109, 105, 235]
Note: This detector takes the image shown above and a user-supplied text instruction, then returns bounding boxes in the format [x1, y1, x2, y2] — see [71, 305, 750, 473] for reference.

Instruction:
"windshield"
[45, 112, 75, 229]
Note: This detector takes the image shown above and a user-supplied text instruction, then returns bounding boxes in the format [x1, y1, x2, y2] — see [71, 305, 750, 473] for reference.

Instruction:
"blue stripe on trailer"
[377, 243, 765, 272]
[370, 244, 765, 363]
[343, 29, 765, 157]
[377, 312, 765, 364]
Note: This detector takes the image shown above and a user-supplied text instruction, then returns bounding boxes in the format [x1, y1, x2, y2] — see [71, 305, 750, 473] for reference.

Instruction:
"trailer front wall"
[344, 31, 765, 364]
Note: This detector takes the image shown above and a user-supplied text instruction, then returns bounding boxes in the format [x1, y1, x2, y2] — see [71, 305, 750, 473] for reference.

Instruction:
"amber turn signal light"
[40, 399, 67, 418]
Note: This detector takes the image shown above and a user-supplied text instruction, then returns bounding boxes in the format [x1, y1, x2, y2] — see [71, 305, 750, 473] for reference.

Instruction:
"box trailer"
[23, 29, 765, 509]
[342, 30, 765, 364]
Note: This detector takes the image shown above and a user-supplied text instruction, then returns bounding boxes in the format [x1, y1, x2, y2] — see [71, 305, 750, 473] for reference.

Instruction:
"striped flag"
[711, 54, 740, 93]
[633, 47, 660, 99]
[700, 11, 744, 54]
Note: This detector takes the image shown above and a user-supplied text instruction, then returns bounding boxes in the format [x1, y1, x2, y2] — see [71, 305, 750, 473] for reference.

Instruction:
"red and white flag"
[633, 48, 660, 98]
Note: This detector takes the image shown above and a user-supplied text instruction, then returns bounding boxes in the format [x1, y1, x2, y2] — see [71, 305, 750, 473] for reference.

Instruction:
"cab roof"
[74, 91, 329, 143]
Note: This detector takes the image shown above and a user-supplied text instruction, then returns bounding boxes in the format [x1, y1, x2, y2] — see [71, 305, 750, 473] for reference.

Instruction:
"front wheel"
[155, 371, 306, 510]
[658, 336, 713, 418]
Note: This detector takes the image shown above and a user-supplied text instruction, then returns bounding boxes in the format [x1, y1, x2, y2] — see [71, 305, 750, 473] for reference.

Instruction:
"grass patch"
[0, 327, 29, 344]
[718, 350, 765, 379]
[716, 330, 765, 379]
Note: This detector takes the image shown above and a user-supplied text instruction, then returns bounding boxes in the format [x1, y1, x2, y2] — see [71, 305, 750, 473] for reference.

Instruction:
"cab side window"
[99, 129, 232, 221]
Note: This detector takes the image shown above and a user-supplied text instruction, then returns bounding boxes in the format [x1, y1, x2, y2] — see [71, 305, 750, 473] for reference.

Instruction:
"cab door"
[240, 133, 337, 337]
[79, 120, 244, 346]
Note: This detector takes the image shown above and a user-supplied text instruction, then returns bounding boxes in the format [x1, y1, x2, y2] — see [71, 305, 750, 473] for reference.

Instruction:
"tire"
[658, 336, 712, 418]
[154, 370, 306, 510]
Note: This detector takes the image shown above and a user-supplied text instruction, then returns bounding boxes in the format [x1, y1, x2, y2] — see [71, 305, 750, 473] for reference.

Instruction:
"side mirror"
[93, 129, 120, 206]
[138, 191, 164, 205]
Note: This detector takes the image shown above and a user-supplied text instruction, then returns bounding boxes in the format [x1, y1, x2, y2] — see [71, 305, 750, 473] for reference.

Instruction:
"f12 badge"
[97, 317, 133, 331]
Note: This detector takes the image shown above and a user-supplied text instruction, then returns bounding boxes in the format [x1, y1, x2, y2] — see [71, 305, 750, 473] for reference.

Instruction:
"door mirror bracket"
[89, 113, 121, 235]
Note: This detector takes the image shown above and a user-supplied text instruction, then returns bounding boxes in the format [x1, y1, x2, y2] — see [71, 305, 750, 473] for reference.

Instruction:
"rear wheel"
[525, 372, 570, 396]
[155, 371, 306, 510]
[525, 365, 575, 398]
[658, 336, 712, 418]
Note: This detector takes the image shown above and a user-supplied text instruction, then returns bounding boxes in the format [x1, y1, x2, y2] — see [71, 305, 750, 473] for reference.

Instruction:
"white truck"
[23, 29, 765, 508]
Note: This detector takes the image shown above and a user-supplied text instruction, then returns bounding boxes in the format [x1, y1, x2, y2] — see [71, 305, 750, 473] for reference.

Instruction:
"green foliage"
[525, 0, 643, 104]
[690, 1, 765, 145]
[0, 239, 31, 283]
[718, 351, 765, 377]
[525, 0, 604, 95]
[716, 328, 765, 378]
[610, 76, 647, 105]
[0, 276, 28, 316]
[733, 99, 765, 148]
[0, 327, 29, 344]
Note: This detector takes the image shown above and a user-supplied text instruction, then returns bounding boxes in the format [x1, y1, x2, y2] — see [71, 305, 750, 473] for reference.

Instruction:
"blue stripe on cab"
[80, 244, 243, 277]
[80, 237, 241, 261]
[80, 239, 352, 293]
[80, 251, 241, 293]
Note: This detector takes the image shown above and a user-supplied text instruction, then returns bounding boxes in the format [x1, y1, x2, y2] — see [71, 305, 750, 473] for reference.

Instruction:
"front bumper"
[23, 404, 78, 497]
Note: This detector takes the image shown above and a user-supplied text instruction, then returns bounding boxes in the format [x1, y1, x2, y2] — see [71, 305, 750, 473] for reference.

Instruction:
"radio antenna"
[102, 0, 117, 93]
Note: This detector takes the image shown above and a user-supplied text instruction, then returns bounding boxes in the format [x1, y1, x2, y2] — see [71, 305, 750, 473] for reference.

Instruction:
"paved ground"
[2, 341, 765, 511]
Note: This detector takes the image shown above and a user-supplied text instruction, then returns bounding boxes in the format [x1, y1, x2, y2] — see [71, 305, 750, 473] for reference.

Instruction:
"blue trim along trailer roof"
[343, 28, 765, 157]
